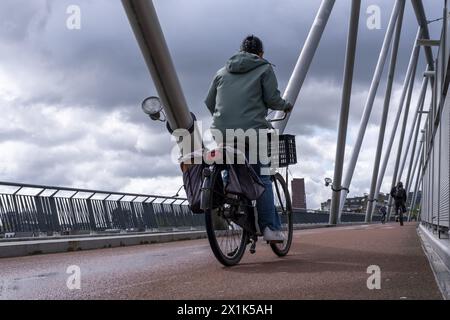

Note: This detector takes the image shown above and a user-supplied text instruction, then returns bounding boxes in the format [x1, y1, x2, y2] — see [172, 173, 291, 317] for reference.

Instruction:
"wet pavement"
[0, 223, 442, 300]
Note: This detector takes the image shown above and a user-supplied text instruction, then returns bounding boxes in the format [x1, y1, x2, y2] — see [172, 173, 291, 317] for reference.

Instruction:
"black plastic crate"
[269, 134, 297, 168]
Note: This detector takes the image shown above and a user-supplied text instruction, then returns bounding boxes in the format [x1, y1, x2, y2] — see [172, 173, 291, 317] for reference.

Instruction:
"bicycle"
[379, 207, 387, 224]
[200, 115, 296, 267]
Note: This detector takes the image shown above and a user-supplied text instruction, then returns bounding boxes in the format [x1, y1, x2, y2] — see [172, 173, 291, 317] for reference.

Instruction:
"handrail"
[0, 181, 186, 201]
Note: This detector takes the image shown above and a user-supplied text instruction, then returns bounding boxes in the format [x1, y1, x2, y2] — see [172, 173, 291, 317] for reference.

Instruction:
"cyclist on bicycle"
[379, 206, 387, 224]
[390, 181, 407, 226]
[205, 35, 292, 243]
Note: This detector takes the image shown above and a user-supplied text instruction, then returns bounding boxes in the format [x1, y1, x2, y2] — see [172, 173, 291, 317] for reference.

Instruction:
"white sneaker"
[263, 227, 285, 243]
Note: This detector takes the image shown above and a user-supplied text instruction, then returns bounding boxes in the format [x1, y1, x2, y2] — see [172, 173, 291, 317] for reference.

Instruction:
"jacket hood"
[226, 52, 270, 74]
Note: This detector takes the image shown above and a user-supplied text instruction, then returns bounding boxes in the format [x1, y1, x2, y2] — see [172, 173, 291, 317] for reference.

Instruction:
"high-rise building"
[291, 178, 307, 210]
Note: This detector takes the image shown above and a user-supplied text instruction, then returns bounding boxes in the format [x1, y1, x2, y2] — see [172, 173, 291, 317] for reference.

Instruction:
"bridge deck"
[0, 223, 442, 300]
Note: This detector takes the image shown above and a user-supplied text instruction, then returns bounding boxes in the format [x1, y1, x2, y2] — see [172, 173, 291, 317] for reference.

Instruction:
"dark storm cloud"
[0, 0, 53, 41]
[0, 0, 442, 114]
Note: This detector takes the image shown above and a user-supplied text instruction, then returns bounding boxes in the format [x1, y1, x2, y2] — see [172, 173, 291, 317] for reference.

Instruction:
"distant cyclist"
[205, 35, 292, 242]
[379, 206, 387, 224]
[390, 182, 407, 226]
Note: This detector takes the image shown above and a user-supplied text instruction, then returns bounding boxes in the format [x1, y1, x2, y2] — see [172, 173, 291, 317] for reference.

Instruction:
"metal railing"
[0, 181, 204, 237]
[0, 179, 386, 238]
[418, 2, 450, 236]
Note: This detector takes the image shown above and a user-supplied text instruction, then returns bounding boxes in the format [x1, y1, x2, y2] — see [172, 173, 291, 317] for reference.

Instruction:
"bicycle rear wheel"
[204, 167, 248, 267]
[270, 172, 293, 256]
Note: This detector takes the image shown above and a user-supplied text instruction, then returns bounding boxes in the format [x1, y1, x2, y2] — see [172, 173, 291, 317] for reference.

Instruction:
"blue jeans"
[253, 163, 282, 232]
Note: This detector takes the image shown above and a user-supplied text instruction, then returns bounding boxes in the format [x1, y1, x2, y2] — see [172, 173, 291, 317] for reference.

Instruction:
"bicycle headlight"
[142, 96, 163, 120]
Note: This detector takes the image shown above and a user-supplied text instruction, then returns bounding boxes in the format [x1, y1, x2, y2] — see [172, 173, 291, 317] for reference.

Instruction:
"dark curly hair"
[240, 35, 264, 55]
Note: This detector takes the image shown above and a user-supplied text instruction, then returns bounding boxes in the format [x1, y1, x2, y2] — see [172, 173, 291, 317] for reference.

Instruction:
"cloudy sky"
[0, 0, 444, 209]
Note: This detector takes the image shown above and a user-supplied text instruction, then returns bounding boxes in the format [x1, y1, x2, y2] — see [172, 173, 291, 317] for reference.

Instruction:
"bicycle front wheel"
[204, 167, 248, 267]
[270, 172, 293, 257]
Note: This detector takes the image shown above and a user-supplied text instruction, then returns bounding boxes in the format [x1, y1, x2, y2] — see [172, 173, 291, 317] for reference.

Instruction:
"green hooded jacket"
[205, 52, 290, 133]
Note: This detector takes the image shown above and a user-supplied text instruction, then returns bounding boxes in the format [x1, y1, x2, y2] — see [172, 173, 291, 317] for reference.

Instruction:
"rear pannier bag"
[225, 163, 265, 201]
[181, 163, 205, 214]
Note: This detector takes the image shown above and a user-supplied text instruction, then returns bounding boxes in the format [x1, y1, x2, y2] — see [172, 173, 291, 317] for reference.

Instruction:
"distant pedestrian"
[390, 182, 407, 226]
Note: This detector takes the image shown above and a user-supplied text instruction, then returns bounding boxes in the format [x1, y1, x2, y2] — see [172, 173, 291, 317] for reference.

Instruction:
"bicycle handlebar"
[268, 111, 288, 123]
